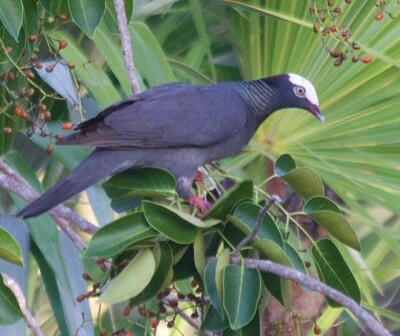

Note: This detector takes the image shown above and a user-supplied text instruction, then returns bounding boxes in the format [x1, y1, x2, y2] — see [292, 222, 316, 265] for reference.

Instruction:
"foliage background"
[0, 0, 399, 335]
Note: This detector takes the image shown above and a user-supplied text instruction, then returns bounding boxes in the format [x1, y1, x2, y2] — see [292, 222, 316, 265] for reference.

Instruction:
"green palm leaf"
[224, 0, 400, 214]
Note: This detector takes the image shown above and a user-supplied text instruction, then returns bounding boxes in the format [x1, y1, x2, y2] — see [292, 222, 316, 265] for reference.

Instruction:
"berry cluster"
[310, 0, 398, 66]
[0, 12, 76, 143]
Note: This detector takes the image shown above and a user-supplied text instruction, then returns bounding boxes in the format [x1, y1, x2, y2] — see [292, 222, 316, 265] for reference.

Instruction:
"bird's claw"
[188, 194, 212, 213]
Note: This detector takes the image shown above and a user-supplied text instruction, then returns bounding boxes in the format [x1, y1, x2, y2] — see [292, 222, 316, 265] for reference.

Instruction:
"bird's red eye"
[294, 86, 306, 97]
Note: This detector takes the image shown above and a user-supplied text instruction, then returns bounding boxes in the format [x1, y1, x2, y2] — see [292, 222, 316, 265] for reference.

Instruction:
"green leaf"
[204, 180, 254, 220]
[202, 305, 230, 332]
[5, 152, 74, 296]
[22, 0, 39, 45]
[304, 196, 341, 214]
[129, 21, 175, 85]
[0, 275, 23, 324]
[275, 154, 296, 176]
[68, 0, 105, 38]
[93, 22, 133, 96]
[230, 201, 284, 248]
[222, 311, 260, 335]
[275, 154, 324, 199]
[84, 212, 158, 258]
[215, 249, 230, 309]
[102, 168, 176, 213]
[100, 248, 156, 304]
[312, 239, 361, 307]
[223, 265, 261, 330]
[39, 0, 52, 12]
[204, 259, 223, 314]
[0, 0, 23, 41]
[0, 227, 23, 265]
[304, 197, 361, 250]
[142, 201, 197, 244]
[48, 30, 121, 107]
[103, 0, 133, 34]
[194, 231, 205, 276]
[0, 26, 25, 73]
[131, 242, 173, 305]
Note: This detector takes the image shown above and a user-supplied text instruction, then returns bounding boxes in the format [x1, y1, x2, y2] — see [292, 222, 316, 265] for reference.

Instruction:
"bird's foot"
[189, 194, 212, 213]
[194, 170, 204, 186]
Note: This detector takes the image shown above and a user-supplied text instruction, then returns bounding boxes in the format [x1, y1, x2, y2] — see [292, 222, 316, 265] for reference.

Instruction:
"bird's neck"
[236, 79, 280, 123]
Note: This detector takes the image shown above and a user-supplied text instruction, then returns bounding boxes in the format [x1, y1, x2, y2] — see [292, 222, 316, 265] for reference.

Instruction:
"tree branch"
[231, 195, 281, 262]
[2, 274, 44, 336]
[113, 0, 141, 94]
[0, 159, 96, 249]
[240, 258, 392, 336]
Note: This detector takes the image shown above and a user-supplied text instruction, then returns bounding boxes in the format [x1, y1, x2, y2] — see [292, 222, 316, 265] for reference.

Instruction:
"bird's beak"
[309, 103, 324, 123]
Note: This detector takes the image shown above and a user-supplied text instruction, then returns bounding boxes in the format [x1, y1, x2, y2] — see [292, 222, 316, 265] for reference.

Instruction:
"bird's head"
[264, 73, 324, 123]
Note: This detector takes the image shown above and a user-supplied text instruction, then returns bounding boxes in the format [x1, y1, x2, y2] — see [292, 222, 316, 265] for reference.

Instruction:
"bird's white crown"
[288, 73, 319, 107]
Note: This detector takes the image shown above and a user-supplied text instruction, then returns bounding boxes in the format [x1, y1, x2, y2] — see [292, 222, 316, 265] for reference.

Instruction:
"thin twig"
[2, 274, 44, 336]
[231, 195, 281, 262]
[113, 0, 141, 94]
[241, 258, 392, 336]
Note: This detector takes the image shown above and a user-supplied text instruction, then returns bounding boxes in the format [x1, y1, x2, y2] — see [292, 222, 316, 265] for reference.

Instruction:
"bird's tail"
[17, 149, 135, 219]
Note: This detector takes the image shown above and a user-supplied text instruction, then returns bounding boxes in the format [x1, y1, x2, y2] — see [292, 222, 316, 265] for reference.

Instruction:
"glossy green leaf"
[93, 23, 133, 96]
[142, 201, 197, 244]
[230, 201, 284, 248]
[103, 0, 133, 34]
[204, 259, 223, 314]
[5, 152, 73, 296]
[102, 167, 176, 213]
[131, 242, 173, 305]
[312, 240, 361, 307]
[48, 30, 121, 107]
[84, 212, 158, 258]
[194, 231, 205, 276]
[275, 154, 324, 199]
[0, 0, 23, 41]
[215, 248, 231, 309]
[304, 197, 361, 251]
[304, 196, 341, 214]
[0, 227, 23, 265]
[22, 0, 39, 45]
[204, 180, 253, 220]
[39, 0, 52, 12]
[68, 0, 105, 38]
[284, 242, 307, 275]
[274, 154, 296, 176]
[129, 21, 175, 86]
[223, 265, 261, 330]
[222, 311, 260, 335]
[0, 27, 25, 73]
[0, 275, 23, 324]
[202, 305, 230, 332]
[100, 248, 156, 304]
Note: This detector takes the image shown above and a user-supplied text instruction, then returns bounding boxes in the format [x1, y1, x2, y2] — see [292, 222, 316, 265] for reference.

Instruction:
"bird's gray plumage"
[18, 74, 323, 218]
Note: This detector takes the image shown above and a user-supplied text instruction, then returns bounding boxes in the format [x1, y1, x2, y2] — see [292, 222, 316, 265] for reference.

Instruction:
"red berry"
[361, 55, 373, 64]
[2, 127, 12, 135]
[58, 39, 68, 49]
[46, 143, 54, 154]
[28, 34, 38, 42]
[59, 13, 68, 21]
[375, 12, 384, 21]
[151, 318, 159, 328]
[76, 294, 86, 302]
[15, 106, 24, 116]
[62, 121, 73, 130]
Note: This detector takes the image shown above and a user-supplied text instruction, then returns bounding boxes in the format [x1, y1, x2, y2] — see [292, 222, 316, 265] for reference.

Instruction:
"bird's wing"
[59, 82, 247, 149]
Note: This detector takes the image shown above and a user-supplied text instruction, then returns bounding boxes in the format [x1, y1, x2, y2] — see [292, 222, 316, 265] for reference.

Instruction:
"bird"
[17, 73, 323, 219]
